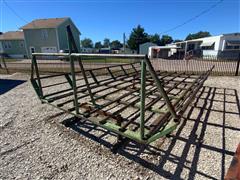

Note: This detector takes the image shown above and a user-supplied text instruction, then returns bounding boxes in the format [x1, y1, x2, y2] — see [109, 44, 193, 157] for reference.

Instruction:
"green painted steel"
[69, 56, 79, 114]
[64, 74, 73, 88]
[29, 27, 213, 145]
[40, 96, 179, 145]
[147, 120, 178, 144]
[78, 57, 97, 106]
[0, 55, 9, 74]
[140, 59, 146, 140]
[30, 53, 213, 144]
[32, 55, 43, 98]
[30, 79, 41, 98]
[144, 55, 179, 121]
[32, 52, 145, 58]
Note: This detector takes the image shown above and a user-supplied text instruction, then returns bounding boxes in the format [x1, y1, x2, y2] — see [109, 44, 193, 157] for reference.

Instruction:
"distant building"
[139, 42, 157, 55]
[112, 49, 120, 54]
[21, 17, 81, 58]
[99, 48, 111, 54]
[171, 33, 240, 59]
[119, 47, 137, 54]
[149, 45, 180, 59]
[81, 47, 94, 53]
[0, 31, 27, 58]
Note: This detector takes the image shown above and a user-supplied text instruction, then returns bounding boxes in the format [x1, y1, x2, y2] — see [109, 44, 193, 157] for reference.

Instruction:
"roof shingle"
[0, 31, 24, 40]
[21, 17, 68, 29]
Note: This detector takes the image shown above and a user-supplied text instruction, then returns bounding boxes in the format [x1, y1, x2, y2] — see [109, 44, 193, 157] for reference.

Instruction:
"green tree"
[81, 38, 93, 48]
[160, 35, 173, 46]
[94, 41, 102, 49]
[110, 40, 123, 50]
[185, 31, 211, 40]
[127, 25, 149, 53]
[149, 34, 161, 45]
[103, 38, 110, 48]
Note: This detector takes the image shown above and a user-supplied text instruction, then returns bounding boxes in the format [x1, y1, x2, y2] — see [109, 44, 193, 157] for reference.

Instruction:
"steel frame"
[30, 26, 214, 144]
[0, 54, 9, 74]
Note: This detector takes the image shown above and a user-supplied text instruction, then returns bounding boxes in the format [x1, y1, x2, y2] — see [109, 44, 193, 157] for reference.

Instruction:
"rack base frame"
[30, 53, 213, 145]
[30, 25, 214, 144]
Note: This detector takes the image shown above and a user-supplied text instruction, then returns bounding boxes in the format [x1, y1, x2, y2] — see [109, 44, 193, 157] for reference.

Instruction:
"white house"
[149, 33, 240, 59]
[148, 45, 180, 59]
[139, 42, 157, 55]
[81, 47, 94, 53]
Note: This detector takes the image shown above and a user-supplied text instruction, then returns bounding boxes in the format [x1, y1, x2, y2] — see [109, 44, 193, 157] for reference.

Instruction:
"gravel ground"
[0, 73, 240, 180]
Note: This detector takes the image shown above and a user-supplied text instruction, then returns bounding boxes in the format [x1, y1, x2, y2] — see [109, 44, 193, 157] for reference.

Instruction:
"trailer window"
[201, 44, 214, 50]
[225, 45, 240, 50]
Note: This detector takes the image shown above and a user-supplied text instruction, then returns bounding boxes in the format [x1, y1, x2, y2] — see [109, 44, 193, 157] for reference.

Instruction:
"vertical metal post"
[32, 55, 43, 98]
[144, 55, 179, 120]
[140, 59, 146, 140]
[66, 25, 80, 114]
[184, 41, 188, 60]
[235, 53, 240, 76]
[69, 56, 79, 114]
[123, 33, 126, 54]
[30, 55, 34, 80]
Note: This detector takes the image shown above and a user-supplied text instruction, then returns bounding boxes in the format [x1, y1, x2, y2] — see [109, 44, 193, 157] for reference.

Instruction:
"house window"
[41, 29, 48, 40]
[3, 42, 7, 49]
[7, 41, 11, 48]
[19, 41, 24, 48]
[188, 44, 195, 50]
[4, 41, 11, 49]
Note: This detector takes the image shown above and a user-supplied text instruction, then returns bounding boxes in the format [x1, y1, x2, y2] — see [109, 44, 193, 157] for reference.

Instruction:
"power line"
[3, 0, 28, 24]
[160, 0, 224, 34]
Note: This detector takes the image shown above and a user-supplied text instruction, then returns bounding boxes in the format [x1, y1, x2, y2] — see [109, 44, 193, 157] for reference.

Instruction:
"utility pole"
[123, 33, 126, 54]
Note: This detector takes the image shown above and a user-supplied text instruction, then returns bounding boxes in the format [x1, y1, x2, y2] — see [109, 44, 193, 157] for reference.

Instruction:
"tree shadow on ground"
[0, 79, 26, 95]
[60, 86, 240, 179]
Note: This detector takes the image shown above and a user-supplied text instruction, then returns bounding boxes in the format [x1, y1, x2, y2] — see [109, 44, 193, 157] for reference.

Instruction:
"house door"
[30, 47, 35, 56]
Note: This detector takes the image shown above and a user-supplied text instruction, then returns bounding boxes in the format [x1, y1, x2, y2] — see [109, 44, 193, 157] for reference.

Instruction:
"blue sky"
[0, 0, 239, 43]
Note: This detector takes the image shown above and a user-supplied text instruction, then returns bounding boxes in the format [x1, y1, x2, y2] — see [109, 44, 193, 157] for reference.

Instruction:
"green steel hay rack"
[30, 26, 213, 144]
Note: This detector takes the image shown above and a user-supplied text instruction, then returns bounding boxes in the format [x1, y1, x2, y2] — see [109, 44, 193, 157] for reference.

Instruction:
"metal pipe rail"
[30, 26, 213, 144]
[32, 52, 146, 59]
[30, 53, 213, 144]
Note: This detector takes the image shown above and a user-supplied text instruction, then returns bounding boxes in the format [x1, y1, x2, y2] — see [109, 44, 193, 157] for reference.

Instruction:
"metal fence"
[151, 57, 240, 76]
[1, 55, 240, 76]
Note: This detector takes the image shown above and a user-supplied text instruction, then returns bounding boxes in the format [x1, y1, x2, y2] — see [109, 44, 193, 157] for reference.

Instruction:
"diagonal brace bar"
[144, 55, 179, 120]
[78, 57, 97, 106]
